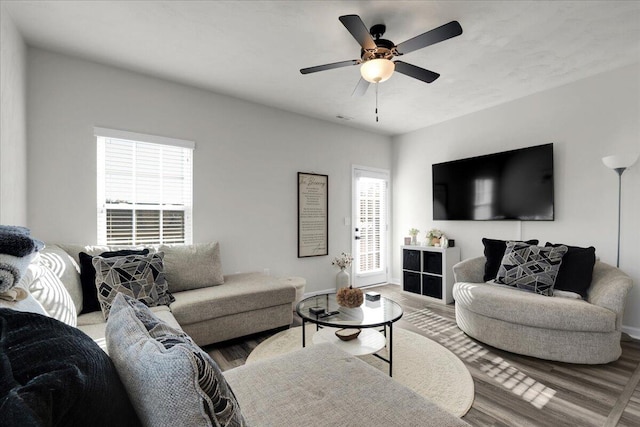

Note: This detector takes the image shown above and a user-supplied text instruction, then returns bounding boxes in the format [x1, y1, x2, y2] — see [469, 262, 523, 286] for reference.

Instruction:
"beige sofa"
[43, 243, 296, 347]
[452, 256, 633, 364]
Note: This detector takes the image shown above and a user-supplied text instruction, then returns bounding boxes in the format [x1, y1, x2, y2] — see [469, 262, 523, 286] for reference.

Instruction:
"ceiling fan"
[300, 15, 463, 96]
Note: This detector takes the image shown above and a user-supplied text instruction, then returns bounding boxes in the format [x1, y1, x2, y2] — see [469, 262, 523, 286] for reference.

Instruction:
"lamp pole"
[614, 168, 625, 268]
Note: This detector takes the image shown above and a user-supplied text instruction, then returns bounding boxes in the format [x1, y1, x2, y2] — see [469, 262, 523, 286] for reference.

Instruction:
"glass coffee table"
[296, 293, 403, 376]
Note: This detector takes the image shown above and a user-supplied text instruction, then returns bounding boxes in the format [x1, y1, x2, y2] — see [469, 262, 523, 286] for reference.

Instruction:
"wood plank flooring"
[203, 284, 640, 426]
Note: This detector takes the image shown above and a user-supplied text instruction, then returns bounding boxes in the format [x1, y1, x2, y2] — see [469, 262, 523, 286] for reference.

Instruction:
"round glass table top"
[296, 293, 403, 328]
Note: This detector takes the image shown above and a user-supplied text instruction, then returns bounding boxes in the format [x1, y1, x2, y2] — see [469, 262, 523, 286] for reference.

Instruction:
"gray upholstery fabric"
[182, 304, 293, 346]
[452, 257, 633, 364]
[170, 272, 295, 325]
[453, 282, 615, 332]
[224, 343, 469, 427]
[106, 294, 247, 426]
[453, 256, 486, 283]
[455, 305, 623, 364]
[160, 242, 225, 292]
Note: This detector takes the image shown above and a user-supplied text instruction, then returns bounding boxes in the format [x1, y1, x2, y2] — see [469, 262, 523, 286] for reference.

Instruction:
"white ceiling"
[4, 1, 640, 136]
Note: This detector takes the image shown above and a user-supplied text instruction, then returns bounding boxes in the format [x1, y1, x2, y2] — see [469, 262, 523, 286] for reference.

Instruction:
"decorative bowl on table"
[335, 328, 361, 341]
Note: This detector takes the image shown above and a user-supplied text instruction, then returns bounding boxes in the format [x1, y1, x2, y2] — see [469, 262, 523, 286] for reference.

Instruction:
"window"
[95, 127, 194, 245]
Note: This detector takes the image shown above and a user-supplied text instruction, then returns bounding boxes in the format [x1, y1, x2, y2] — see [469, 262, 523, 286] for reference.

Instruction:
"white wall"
[0, 6, 27, 225]
[27, 48, 392, 293]
[392, 63, 640, 333]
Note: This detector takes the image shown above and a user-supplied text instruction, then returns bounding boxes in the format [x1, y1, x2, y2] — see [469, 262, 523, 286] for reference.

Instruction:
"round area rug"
[247, 325, 474, 417]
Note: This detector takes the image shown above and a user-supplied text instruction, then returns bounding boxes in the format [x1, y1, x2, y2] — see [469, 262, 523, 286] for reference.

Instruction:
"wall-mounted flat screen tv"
[432, 143, 554, 221]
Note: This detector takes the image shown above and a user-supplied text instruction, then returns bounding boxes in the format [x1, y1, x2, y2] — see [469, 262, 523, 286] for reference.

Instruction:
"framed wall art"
[298, 172, 328, 258]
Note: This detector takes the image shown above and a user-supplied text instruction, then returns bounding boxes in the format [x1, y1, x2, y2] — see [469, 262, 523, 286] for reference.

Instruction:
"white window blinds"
[356, 175, 386, 274]
[96, 128, 194, 245]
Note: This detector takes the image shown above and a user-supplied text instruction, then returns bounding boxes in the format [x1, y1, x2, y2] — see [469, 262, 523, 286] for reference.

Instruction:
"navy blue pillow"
[482, 238, 539, 281]
[545, 243, 596, 298]
[79, 249, 149, 314]
[0, 308, 140, 426]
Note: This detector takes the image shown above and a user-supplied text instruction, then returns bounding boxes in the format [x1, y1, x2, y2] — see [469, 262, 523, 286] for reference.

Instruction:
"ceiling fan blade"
[300, 59, 359, 74]
[395, 21, 463, 55]
[352, 77, 370, 97]
[394, 61, 440, 83]
[339, 15, 377, 50]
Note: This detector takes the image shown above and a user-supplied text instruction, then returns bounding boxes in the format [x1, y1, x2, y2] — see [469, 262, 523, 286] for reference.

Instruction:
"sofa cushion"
[160, 242, 224, 292]
[106, 294, 246, 427]
[169, 272, 296, 326]
[453, 282, 616, 332]
[39, 244, 83, 314]
[0, 308, 140, 427]
[79, 249, 150, 314]
[29, 262, 77, 326]
[482, 238, 539, 281]
[93, 252, 174, 319]
[495, 242, 568, 296]
[545, 243, 596, 298]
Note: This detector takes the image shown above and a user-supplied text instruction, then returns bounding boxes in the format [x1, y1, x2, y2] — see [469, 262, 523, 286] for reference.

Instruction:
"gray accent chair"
[452, 257, 633, 364]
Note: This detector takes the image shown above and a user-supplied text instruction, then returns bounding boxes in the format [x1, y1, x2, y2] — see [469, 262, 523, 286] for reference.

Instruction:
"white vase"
[336, 269, 350, 291]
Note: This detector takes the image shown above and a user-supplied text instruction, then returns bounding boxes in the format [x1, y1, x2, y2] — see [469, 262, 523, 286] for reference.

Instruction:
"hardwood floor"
[204, 284, 640, 426]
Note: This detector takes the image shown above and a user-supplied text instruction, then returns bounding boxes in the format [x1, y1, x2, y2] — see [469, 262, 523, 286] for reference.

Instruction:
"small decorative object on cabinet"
[401, 245, 461, 303]
[408, 228, 419, 245]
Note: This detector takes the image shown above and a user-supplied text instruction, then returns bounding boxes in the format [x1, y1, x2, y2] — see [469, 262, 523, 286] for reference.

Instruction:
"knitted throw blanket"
[0, 226, 44, 293]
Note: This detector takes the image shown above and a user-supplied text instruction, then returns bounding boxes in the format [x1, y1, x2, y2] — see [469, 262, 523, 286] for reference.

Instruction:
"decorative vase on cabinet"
[336, 269, 350, 291]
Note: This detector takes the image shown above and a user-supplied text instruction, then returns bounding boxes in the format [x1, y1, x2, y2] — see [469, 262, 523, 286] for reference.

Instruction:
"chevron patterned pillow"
[495, 241, 568, 296]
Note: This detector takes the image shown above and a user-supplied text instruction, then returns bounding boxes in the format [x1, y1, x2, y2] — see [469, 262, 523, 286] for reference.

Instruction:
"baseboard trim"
[389, 277, 401, 285]
[622, 325, 640, 340]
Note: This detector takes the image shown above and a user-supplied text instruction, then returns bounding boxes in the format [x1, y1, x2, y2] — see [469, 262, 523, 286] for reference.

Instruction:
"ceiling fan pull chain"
[375, 82, 379, 122]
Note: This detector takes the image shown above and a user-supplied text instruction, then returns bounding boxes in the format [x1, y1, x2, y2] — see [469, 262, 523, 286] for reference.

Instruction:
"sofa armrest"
[453, 257, 486, 283]
[588, 261, 633, 330]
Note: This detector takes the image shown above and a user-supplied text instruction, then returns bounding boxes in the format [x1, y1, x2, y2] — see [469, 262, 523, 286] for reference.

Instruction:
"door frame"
[351, 165, 391, 287]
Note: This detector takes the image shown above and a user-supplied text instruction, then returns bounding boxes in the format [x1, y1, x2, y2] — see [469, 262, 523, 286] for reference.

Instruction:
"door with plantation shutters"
[95, 128, 194, 245]
[352, 167, 389, 287]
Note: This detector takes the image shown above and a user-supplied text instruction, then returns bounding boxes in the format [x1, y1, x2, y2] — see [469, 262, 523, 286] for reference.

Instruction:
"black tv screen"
[432, 143, 554, 221]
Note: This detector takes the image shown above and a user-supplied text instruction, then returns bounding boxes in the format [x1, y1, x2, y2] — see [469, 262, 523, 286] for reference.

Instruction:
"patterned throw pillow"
[495, 241, 568, 296]
[482, 238, 539, 281]
[92, 252, 174, 319]
[106, 294, 246, 427]
[79, 249, 150, 314]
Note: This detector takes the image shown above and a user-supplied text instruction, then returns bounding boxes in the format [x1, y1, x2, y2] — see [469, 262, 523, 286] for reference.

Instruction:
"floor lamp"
[602, 154, 639, 267]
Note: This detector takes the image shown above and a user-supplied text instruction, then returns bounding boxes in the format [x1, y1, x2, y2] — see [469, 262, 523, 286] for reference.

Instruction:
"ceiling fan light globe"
[360, 58, 395, 83]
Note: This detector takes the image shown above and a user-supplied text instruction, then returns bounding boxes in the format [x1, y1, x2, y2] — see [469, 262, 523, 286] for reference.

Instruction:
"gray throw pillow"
[495, 241, 568, 296]
[159, 242, 225, 292]
[92, 252, 174, 319]
[105, 293, 246, 427]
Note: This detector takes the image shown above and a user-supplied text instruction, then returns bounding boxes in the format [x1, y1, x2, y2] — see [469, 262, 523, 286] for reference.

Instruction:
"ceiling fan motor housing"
[361, 37, 396, 62]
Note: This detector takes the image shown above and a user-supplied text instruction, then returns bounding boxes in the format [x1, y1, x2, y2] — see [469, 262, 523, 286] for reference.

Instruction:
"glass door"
[352, 167, 389, 287]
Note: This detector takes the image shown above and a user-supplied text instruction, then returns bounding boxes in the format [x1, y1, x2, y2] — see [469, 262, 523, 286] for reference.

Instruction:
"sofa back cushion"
[106, 293, 246, 426]
[39, 244, 83, 314]
[28, 261, 77, 326]
[160, 242, 224, 292]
